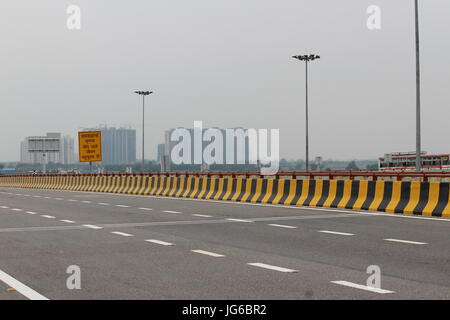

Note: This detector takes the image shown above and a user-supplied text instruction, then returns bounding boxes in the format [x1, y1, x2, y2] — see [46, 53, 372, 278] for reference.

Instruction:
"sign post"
[78, 131, 102, 172]
[28, 135, 61, 174]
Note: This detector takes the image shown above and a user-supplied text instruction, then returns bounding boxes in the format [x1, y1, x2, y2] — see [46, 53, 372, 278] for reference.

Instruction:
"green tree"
[345, 161, 360, 170]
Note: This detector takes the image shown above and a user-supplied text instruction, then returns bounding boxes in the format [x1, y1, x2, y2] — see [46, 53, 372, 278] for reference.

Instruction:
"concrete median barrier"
[1, 174, 449, 217]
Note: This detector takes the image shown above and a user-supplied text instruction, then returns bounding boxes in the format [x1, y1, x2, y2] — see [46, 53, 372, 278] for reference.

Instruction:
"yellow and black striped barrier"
[1, 174, 449, 217]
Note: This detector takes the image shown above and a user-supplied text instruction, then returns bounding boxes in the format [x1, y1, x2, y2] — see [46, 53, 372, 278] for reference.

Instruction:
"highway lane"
[1, 187, 450, 299]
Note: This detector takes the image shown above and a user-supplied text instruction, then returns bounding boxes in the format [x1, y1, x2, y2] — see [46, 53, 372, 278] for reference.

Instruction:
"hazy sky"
[1, 0, 449, 162]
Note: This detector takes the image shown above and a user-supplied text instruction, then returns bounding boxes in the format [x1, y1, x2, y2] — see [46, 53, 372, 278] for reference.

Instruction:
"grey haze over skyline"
[1, 1, 449, 162]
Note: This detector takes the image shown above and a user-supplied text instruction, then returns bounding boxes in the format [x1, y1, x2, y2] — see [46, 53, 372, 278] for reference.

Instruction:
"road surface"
[0, 187, 450, 300]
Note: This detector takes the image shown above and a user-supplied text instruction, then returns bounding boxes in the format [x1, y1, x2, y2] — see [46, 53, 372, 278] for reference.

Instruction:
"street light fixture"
[134, 90, 153, 172]
[293, 54, 320, 171]
[414, 0, 422, 172]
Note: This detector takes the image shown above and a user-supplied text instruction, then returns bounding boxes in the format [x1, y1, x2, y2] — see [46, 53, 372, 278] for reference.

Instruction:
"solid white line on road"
[193, 214, 212, 218]
[11, 208, 22, 212]
[331, 281, 395, 294]
[191, 250, 225, 257]
[41, 215, 55, 219]
[268, 224, 297, 229]
[383, 238, 427, 245]
[0, 269, 49, 300]
[145, 239, 174, 246]
[248, 263, 298, 273]
[111, 231, 133, 237]
[83, 224, 103, 230]
[60, 220, 75, 224]
[98, 203, 110, 206]
[163, 210, 182, 214]
[116, 205, 129, 208]
[227, 218, 253, 223]
[138, 207, 153, 211]
[26, 211, 37, 215]
[318, 230, 354, 236]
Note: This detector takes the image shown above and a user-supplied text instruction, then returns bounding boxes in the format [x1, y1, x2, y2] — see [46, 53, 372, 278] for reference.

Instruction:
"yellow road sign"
[78, 131, 102, 162]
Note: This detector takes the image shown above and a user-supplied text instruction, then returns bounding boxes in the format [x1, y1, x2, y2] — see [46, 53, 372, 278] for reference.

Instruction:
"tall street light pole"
[134, 90, 153, 172]
[293, 54, 320, 171]
[414, 0, 422, 172]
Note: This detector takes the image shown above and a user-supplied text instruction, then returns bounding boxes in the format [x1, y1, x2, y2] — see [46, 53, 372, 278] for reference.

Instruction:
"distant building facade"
[157, 144, 165, 164]
[164, 126, 251, 166]
[20, 133, 75, 165]
[61, 135, 75, 164]
[82, 126, 136, 165]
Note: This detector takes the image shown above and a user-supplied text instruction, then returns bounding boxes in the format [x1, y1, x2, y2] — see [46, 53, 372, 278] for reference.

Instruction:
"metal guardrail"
[3, 170, 450, 181]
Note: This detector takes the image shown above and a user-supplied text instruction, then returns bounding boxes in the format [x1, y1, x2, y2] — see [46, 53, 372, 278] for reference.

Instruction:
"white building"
[61, 135, 75, 164]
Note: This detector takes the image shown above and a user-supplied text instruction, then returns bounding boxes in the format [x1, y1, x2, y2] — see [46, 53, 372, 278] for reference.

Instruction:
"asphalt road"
[1, 187, 450, 300]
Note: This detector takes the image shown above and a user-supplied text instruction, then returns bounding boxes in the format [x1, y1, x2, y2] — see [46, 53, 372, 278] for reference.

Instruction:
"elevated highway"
[0, 172, 449, 299]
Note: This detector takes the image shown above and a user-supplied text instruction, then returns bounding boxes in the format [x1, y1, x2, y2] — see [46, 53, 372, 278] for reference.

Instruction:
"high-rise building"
[82, 126, 136, 165]
[20, 140, 32, 163]
[157, 144, 165, 163]
[164, 126, 251, 166]
[61, 135, 75, 164]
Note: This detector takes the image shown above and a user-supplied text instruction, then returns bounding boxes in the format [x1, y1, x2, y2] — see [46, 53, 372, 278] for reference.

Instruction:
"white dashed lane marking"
[26, 211, 37, 215]
[81, 201, 92, 204]
[11, 208, 22, 212]
[138, 207, 153, 211]
[41, 215, 56, 219]
[331, 281, 395, 294]
[60, 220, 75, 224]
[248, 263, 298, 273]
[318, 230, 354, 236]
[163, 210, 182, 214]
[116, 205, 130, 208]
[145, 239, 174, 246]
[83, 225, 103, 230]
[111, 231, 133, 237]
[268, 224, 297, 229]
[383, 238, 427, 245]
[227, 218, 252, 223]
[98, 203, 110, 206]
[0, 206, 9, 209]
[191, 250, 225, 257]
[193, 214, 212, 218]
